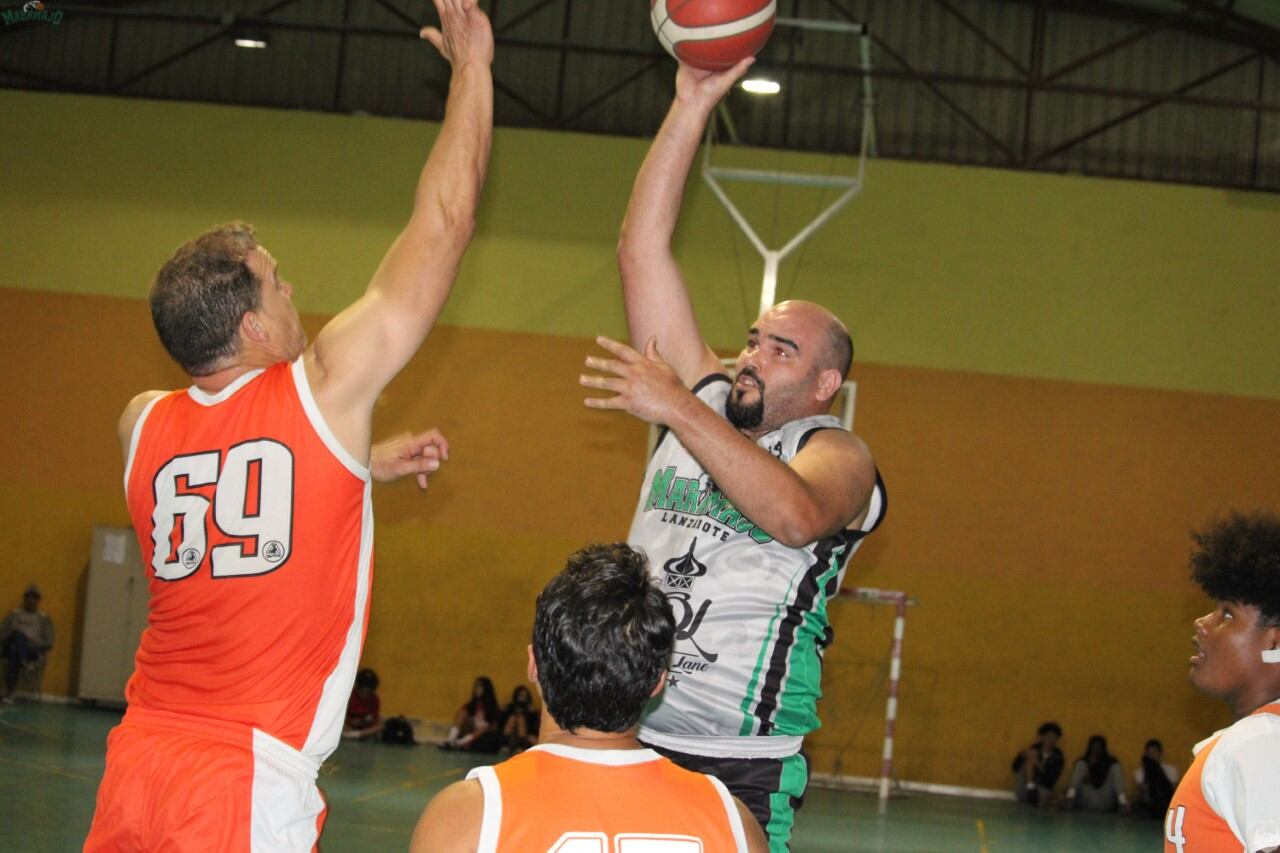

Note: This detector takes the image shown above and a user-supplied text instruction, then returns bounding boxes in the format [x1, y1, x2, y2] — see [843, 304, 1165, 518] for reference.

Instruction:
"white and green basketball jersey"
[632, 375, 886, 759]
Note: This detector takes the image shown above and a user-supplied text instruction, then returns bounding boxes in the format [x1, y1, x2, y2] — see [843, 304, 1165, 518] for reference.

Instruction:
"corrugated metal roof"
[2, 0, 1278, 192]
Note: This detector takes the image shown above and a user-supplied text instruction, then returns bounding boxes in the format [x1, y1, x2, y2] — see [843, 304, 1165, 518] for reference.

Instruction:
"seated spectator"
[1066, 735, 1129, 812]
[1, 584, 54, 703]
[441, 675, 501, 753]
[1012, 721, 1065, 806]
[343, 668, 382, 740]
[1132, 738, 1178, 818]
[500, 685, 540, 753]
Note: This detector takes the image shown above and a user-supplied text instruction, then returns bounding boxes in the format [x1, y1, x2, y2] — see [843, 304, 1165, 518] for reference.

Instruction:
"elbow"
[616, 225, 641, 269]
[616, 227, 669, 278]
[769, 497, 850, 548]
[412, 208, 477, 255]
[437, 201, 477, 246]
[616, 216, 668, 266]
[453, 212, 478, 247]
[412, 186, 480, 247]
[770, 512, 828, 549]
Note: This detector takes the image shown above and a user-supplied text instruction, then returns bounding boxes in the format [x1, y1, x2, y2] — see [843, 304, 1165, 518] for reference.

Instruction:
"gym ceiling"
[3, 0, 1279, 192]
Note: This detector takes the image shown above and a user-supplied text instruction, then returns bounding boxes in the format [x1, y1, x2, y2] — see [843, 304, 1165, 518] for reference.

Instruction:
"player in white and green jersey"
[579, 58, 885, 852]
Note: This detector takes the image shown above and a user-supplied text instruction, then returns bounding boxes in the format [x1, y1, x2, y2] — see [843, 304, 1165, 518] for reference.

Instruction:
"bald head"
[765, 300, 853, 379]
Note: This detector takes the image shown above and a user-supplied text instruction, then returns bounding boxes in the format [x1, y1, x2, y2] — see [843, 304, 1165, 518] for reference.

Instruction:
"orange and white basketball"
[650, 0, 777, 71]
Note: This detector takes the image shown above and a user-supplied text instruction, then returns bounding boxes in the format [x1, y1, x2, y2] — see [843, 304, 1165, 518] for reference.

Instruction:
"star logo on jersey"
[262, 540, 285, 563]
[661, 540, 707, 590]
[181, 548, 201, 569]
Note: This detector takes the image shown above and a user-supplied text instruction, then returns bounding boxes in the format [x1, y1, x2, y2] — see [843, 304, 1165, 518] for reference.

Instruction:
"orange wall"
[4, 285, 1277, 789]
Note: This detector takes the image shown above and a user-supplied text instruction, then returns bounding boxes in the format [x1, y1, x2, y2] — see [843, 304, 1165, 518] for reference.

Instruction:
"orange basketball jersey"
[123, 359, 372, 761]
[1165, 702, 1280, 853]
[467, 743, 750, 852]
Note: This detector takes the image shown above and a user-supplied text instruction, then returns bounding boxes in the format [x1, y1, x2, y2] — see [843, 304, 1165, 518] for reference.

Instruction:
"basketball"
[650, 0, 777, 71]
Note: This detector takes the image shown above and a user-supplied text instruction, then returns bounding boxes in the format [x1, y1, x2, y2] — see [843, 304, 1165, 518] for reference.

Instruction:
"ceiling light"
[741, 76, 780, 96]
[233, 28, 270, 49]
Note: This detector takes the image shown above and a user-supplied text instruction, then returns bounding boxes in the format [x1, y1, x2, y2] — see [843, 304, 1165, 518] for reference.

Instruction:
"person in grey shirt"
[1, 583, 54, 702]
[1065, 734, 1129, 813]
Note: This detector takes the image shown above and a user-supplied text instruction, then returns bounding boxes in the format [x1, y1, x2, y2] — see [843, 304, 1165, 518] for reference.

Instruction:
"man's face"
[727, 303, 831, 435]
[1041, 730, 1059, 750]
[247, 247, 307, 361]
[21, 593, 38, 613]
[1144, 744, 1162, 761]
[1190, 599, 1273, 703]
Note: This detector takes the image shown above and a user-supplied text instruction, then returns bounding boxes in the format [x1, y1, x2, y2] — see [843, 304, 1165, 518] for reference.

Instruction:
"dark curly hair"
[533, 543, 674, 734]
[150, 221, 261, 376]
[1190, 509, 1280, 626]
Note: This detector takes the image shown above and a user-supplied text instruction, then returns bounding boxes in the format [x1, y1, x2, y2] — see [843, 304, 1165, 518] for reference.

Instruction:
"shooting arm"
[617, 62, 751, 387]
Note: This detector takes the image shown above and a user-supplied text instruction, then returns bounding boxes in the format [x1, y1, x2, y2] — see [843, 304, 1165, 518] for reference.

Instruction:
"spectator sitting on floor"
[1012, 721, 1065, 806]
[343, 668, 382, 740]
[441, 676, 501, 753]
[500, 685, 540, 753]
[1132, 738, 1178, 818]
[1065, 735, 1129, 813]
[1, 584, 54, 703]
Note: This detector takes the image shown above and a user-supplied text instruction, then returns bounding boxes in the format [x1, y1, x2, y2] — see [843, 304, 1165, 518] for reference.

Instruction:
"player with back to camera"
[1165, 510, 1280, 853]
[579, 59, 886, 850]
[84, 1, 494, 849]
[411, 543, 768, 852]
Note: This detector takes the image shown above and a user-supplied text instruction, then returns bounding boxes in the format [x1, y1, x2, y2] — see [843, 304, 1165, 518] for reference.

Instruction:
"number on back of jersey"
[150, 439, 294, 580]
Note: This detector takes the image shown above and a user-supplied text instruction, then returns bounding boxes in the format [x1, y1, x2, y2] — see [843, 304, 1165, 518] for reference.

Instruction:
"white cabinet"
[79, 525, 148, 705]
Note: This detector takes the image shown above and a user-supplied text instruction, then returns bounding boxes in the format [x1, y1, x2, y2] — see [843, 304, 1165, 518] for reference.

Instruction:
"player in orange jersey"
[411, 543, 769, 852]
[1165, 510, 1280, 853]
[84, 1, 494, 850]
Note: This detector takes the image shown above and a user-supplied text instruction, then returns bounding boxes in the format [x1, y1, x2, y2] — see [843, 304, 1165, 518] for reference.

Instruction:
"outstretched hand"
[675, 57, 755, 110]
[581, 335, 693, 426]
[420, 0, 493, 68]
[371, 428, 450, 489]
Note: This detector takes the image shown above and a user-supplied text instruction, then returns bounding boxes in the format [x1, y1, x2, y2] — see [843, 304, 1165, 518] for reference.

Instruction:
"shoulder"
[409, 778, 484, 853]
[790, 427, 876, 493]
[117, 390, 168, 451]
[119, 390, 167, 431]
[1202, 713, 1280, 788]
[798, 426, 871, 461]
[1209, 713, 1280, 762]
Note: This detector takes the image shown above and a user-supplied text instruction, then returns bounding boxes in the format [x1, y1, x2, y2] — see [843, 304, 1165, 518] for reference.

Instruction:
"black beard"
[726, 390, 764, 430]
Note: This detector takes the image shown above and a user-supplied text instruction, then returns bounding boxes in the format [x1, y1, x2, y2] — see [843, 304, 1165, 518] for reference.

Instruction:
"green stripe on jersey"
[772, 556, 843, 734]
[738, 570, 802, 736]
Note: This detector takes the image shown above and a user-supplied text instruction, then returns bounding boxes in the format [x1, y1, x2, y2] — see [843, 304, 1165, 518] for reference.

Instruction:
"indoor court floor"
[1, 702, 1161, 852]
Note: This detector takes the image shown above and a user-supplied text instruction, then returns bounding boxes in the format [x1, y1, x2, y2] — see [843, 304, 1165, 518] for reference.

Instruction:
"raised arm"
[306, 0, 494, 456]
[617, 61, 752, 387]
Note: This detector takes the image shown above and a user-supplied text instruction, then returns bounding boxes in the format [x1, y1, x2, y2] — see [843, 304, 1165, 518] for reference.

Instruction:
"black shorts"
[642, 742, 809, 851]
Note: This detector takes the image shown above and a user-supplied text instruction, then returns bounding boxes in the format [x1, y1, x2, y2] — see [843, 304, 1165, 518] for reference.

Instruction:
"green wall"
[4, 88, 1279, 398]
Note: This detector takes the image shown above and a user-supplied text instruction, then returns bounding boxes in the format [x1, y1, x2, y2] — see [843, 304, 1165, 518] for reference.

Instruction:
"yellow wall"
[2, 89, 1279, 791]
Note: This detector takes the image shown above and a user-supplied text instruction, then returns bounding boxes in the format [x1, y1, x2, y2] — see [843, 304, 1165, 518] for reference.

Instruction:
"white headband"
[1263, 649, 1280, 664]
